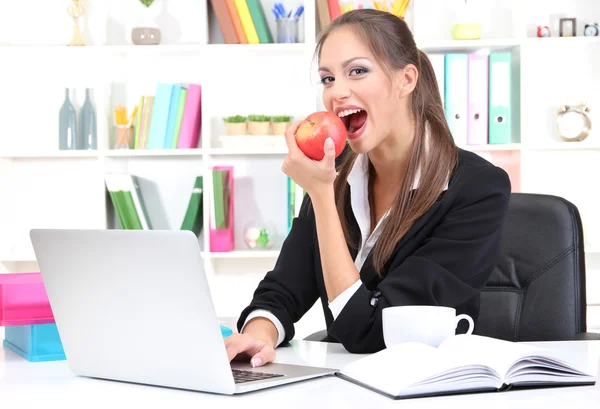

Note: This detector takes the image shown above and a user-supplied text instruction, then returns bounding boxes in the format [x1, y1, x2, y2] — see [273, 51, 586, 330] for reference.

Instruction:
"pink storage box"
[0, 273, 54, 326]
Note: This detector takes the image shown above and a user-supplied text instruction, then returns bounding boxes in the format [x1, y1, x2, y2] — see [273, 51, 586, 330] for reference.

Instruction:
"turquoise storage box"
[3, 323, 66, 362]
[221, 324, 233, 338]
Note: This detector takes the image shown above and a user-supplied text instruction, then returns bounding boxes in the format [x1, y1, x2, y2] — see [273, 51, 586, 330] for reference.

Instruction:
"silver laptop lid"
[30, 229, 236, 394]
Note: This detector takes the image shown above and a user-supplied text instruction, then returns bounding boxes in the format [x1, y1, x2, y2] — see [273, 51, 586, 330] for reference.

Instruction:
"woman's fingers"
[224, 333, 275, 367]
[250, 343, 276, 367]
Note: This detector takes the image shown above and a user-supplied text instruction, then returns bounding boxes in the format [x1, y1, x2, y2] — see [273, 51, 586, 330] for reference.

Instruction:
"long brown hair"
[314, 10, 459, 276]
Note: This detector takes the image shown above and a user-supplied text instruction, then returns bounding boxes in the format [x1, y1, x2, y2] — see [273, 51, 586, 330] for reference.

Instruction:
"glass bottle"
[59, 88, 77, 150]
[80, 88, 97, 150]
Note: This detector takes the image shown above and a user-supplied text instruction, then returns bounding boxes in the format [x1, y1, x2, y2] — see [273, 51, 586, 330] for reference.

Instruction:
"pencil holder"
[114, 125, 134, 149]
[276, 18, 299, 43]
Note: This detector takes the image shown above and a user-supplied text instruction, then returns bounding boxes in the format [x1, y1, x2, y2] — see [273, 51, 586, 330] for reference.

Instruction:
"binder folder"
[428, 53, 446, 109]
[444, 54, 468, 146]
[467, 54, 489, 145]
[209, 166, 234, 252]
[488, 52, 512, 144]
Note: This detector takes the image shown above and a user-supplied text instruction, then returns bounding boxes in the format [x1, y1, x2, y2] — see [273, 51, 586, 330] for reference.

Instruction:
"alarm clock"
[557, 104, 592, 142]
[584, 23, 598, 37]
[537, 25, 551, 37]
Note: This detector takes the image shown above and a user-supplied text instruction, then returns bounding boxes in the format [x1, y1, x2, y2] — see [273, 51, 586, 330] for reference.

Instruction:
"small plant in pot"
[271, 115, 292, 135]
[247, 114, 271, 136]
[132, 0, 162, 45]
[223, 115, 247, 136]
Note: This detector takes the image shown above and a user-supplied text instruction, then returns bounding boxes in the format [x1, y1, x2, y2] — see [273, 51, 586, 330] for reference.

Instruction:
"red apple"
[294, 111, 347, 160]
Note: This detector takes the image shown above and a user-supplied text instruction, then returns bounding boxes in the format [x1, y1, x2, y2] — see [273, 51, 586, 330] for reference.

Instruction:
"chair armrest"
[303, 329, 329, 342]
[568, 332, 600, 341]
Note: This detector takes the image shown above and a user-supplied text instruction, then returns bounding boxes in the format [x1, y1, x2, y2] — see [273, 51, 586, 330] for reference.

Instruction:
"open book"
[336, 335, 597, 400]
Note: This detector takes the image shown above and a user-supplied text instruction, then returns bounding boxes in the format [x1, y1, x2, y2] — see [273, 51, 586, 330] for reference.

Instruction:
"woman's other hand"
[282, 120, 337, 200]
[225, 317, 278, 367]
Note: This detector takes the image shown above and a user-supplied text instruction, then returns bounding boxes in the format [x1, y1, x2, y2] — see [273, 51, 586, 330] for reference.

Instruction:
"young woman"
[225, 9, 511, 367]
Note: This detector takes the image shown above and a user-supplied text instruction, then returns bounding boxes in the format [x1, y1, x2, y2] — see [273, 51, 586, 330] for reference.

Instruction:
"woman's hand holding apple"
[281, 112, 347, 201]
[282, 121, 337, 201]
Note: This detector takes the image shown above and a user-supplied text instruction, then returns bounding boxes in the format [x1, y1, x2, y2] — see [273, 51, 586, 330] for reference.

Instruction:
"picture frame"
[559, 18, 576, 37]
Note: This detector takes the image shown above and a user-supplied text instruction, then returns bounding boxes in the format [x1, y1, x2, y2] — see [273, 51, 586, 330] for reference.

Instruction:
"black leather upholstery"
[304, 193, 600, 342]
[475, 193, 600, 341]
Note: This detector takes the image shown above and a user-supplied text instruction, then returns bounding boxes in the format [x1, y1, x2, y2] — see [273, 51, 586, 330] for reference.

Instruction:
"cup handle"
[455, 314, 474, 335]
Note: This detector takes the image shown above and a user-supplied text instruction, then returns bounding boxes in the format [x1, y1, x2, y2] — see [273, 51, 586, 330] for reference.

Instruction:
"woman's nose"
[330, 80, 352, 101]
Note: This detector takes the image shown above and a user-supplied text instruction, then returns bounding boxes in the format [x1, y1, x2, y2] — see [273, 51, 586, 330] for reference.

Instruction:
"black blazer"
[237, 148, 512, 353]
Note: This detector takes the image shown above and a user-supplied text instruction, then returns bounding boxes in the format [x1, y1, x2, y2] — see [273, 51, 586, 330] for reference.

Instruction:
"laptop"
[29, 228, 337, 395]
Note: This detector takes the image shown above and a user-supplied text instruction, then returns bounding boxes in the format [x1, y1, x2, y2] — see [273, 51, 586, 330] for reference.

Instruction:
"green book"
[180, 176, 203, 236]
[107, 189, 129, 229]
[172, 88, 188, 149]
[212, 170, 226, 229]
[246, 0, 274, 44]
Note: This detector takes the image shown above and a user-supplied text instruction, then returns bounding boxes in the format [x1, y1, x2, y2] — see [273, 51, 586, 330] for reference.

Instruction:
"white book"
[336, 335, 597, 400]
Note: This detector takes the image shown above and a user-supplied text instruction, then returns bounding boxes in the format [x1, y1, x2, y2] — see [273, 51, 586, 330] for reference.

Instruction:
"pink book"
[177, 84, 202, 149]
[467, 54, 489, 145]
[0, 272, 54, 326]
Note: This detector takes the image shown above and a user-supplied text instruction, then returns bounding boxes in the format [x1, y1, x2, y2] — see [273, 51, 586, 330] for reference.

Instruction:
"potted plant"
[271, 115, 292, 135]
[223, 115, 247, 136]
[247, 114, 271, 135]
[132, 0, 162, 45]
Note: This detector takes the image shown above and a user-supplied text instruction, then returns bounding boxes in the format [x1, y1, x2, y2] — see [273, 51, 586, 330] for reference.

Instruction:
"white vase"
[131, 6, 161, 45]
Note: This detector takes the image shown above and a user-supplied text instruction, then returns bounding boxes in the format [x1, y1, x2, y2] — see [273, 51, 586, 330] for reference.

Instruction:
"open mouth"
[338, 108, 368, 135]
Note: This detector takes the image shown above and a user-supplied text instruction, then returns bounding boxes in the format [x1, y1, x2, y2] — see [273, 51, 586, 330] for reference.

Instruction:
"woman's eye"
[320, 76, 334, 84]
[350, 68, 367, 76]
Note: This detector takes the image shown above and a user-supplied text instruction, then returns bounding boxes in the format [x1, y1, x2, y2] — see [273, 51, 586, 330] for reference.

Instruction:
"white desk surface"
[1, 338, 600, 409]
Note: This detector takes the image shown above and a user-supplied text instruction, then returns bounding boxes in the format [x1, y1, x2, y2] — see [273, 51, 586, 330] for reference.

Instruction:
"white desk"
[1, 339, 600, 409]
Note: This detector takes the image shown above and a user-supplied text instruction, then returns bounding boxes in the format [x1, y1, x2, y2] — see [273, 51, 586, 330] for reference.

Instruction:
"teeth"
[337, 108, 363, 118]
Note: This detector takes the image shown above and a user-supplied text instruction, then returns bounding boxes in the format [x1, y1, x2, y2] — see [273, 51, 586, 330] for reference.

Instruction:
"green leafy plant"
[248, 114, 271, 122]
[271, 115, 292, 122]
[223, 115, 247, 123]
[138, 0, 155, 7]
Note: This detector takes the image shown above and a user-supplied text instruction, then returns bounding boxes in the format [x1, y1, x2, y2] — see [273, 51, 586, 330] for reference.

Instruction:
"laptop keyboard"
[232, 368, 285, 384]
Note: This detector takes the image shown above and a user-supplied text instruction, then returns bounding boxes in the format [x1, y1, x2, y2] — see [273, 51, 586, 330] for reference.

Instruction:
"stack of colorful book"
[0, 273, 66, 362]
[125, 82, 202, 151]
[210, 0, 284, 44]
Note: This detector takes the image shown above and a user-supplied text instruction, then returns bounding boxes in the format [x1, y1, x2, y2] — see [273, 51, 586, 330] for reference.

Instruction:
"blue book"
[163, 84, 183, 149]
[147, 83, 174, 149]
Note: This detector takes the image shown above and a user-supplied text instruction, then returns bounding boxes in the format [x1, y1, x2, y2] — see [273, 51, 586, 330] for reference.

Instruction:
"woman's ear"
[398, 64, 418, 98]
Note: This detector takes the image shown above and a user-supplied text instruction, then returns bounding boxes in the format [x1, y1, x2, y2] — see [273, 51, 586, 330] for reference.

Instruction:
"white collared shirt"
[242, 153, 448, 346]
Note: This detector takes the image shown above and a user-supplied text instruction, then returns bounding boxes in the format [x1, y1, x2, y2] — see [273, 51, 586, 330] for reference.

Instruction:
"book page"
[340, 341, 496, 396]
[439, 335, 538, 379]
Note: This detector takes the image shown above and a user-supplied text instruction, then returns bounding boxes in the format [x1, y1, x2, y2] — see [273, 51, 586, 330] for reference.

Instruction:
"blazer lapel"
[359, 200, 442, 288]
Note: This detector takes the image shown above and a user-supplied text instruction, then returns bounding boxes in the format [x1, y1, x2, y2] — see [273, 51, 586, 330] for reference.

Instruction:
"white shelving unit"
[1, 0, 599, 336]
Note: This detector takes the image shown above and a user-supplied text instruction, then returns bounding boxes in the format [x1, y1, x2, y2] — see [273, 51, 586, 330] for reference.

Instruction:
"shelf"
[459, 143, 522, 152]
[205, 43, 309, 56]
[523, 142, 600, 151]
[207, 147, 288, 156]
[103, 149, 203, 157]
[418, 38, 522, 53]
[0, 150, 99, 159]
[204, 250, 280, 259]
[0, 43, 308, 58]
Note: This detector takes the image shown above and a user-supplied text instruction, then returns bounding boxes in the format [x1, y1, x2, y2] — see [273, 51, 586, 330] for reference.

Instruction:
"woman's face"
[318, 26, 408, 154]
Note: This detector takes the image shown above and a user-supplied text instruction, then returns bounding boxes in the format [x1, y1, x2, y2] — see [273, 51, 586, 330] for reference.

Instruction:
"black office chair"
[476, 192, 600, 341]
[304, 193, 600, 342]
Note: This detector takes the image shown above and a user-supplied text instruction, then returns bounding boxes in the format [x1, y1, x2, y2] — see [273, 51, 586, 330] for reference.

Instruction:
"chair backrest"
[475, 193, 589, 341]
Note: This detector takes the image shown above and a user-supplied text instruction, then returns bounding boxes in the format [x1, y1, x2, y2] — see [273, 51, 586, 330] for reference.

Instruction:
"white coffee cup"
[382, 305, 474, 348]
